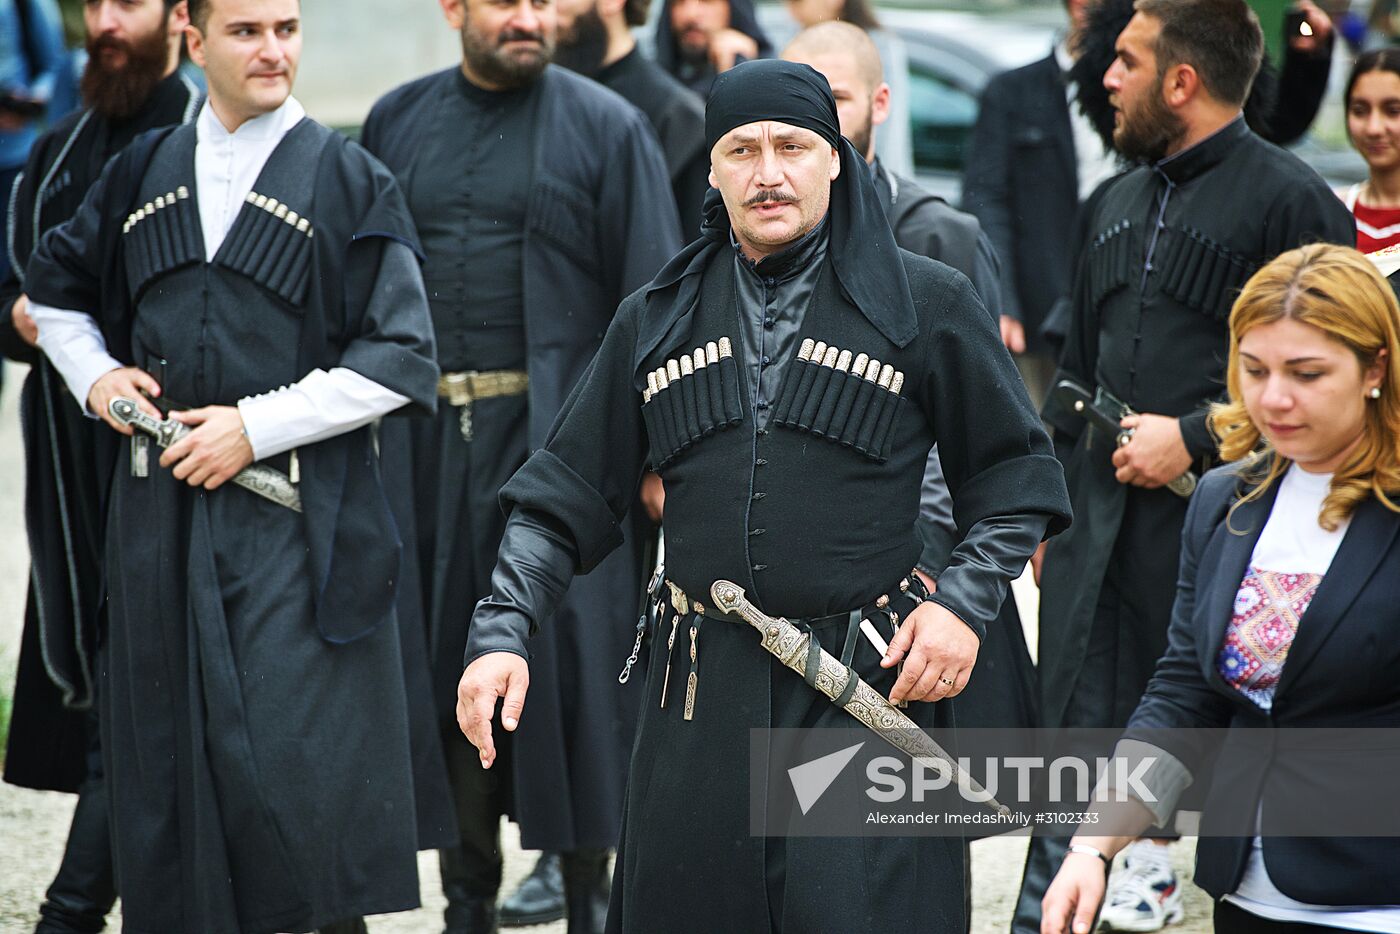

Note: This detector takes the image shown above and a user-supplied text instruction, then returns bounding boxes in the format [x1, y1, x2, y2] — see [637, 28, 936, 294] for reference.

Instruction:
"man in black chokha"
[457, 59, 1072, 932]
[24, 0, 439, 929]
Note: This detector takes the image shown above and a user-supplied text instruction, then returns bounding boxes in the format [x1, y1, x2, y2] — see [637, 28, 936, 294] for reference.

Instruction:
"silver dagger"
[710, 580, 1009, 816]
[109, 397, 303, 513]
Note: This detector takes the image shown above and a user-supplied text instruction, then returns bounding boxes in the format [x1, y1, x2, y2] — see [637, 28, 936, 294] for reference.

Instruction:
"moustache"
[743, 190, 799, 207]
[499, 29, 545, 45]
[90, 34, 133, 58]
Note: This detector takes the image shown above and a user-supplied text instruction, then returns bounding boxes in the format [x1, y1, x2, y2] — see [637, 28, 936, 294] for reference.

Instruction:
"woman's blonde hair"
[1211, 243, 1400, 529]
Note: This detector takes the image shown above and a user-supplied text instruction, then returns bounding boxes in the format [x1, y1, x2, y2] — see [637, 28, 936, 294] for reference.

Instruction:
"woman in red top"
[1344, 49, 1400, 255]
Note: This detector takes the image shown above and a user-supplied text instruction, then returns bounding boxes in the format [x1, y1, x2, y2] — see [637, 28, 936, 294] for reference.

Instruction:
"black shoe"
[440, 844, 501, 934]
[316, 919, 368, 934]
[443, 892, 498, 934]
[561, 849, 609, 934]
[498, 852, 564, 928]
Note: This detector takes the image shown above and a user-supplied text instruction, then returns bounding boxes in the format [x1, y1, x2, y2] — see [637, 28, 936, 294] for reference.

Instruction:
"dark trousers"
[1214, 899, 1354, 933]
[35, 778, 117, 934]
[35, 690, 116, 934]
[405, 395, 528, 904]
[440, 724, 515, 899]
[1013, 549, 1176, 933]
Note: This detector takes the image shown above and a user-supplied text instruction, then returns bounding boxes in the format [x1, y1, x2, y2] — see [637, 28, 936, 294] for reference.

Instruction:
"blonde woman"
[1042, 244, 1400, 933]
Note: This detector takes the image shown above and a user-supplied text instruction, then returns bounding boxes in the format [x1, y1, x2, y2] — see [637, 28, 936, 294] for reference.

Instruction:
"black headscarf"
[653, 0, 773, 78]
[635, 60, 917, 382]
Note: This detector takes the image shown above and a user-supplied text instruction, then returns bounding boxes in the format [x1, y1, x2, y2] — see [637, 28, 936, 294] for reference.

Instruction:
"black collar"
[1155, 115, 1249, 185]
[732, 215, 829, 284]
[597, 47, 640, 85]
[454, 67, 534, 107]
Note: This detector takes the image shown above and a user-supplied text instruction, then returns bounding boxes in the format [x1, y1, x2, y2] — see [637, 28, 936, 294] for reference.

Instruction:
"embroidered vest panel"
[125, 122, 323, 309]
[641, 258, 931, 616]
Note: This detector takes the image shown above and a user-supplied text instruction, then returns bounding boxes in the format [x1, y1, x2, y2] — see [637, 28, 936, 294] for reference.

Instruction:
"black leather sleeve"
[463, 507, 580, 668]
[927, 512, 1050, 642]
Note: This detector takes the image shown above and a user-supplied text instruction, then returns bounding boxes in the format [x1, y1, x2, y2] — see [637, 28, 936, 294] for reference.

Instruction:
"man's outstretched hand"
[457, 652, 530, 769]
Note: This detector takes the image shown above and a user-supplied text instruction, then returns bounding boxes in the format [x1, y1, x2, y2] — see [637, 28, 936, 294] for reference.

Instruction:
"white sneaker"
[1097, 842, 1184, 932]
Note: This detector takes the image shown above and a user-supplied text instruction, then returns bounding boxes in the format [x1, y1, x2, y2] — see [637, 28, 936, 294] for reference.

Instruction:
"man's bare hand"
[1110, 413, 1191, 488]
[1041, 852, 1108, 934]
[881, 600, 979, 703]
[1288, 0, 1332, 54]
[88, 367, 162, 433]
[999, 315, 1027, 354]
[457, 652, 530, 769]
[11, 294, 37, 346]
[709, 27, 759, 72]
[160, 406, 253, 489]
[641, 471, 666, 523]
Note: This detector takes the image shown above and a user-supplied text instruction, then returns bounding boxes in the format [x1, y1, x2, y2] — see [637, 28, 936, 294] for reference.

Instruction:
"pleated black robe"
[24, 117, 441, 934]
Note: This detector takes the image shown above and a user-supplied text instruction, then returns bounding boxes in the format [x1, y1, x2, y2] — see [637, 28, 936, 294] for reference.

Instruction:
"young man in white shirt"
[26, 0, 440, 929]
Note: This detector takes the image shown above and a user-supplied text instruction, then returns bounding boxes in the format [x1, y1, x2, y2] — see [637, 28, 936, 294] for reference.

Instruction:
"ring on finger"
[939, 676, 955, 687]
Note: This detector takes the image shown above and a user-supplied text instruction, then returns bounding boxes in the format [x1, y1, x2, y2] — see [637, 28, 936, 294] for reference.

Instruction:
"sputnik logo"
[787, 742, 865, 815]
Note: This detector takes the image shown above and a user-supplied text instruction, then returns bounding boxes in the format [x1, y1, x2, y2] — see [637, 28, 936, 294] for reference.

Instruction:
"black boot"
[498, 852, 564, 927]
[440, 846, 499, 934]
[560, 849, 609, 934]
[34, 779, 117, 934]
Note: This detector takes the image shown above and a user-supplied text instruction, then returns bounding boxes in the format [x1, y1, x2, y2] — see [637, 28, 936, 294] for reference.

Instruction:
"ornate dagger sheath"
[110, 398, 303, 513]
[710, 580, 1009, 816]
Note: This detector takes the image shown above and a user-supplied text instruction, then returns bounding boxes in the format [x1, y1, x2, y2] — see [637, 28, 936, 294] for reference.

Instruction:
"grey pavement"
[0, 359, 1211, 932]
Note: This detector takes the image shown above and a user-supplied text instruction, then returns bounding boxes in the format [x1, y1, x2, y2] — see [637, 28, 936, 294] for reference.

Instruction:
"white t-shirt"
[1223, 465, 1400, 931]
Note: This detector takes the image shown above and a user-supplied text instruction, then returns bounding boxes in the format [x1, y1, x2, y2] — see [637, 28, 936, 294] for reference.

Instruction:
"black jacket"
[1125, 463, 1400, 904]
[962, 52, 1075, 351]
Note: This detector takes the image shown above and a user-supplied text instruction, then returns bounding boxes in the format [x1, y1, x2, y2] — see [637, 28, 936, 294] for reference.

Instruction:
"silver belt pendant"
[131, 434, 150, 478]
[459, 402, 474, 442]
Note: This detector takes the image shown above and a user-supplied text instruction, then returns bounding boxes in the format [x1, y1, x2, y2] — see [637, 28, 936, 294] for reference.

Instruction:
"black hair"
[1346, 48, 1400, 109]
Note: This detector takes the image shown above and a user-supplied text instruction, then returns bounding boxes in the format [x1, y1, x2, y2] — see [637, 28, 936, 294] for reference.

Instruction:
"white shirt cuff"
[30, 302, 122, 416]
[237, 367, 410, 460]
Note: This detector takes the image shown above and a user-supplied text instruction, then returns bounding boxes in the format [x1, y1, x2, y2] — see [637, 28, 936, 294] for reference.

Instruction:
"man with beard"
[0, 0, 67, 285]
[555, 0, 708, 236]
[455, 58, 1071, 933]
[1017, 2, 1353, 930]
[654, 0, 771, 98]
[1, 3, 199, 931]
[360, 2, 679, 931]
[23, 0, 440, 929]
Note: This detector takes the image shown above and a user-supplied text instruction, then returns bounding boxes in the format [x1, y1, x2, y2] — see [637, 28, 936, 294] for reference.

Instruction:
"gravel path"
[0, 360, 1211, 932]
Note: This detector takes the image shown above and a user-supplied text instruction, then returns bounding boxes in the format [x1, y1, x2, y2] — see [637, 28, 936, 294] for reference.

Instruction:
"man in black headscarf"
[654, 0, 771, 97]
[454, 59, 1072, 931]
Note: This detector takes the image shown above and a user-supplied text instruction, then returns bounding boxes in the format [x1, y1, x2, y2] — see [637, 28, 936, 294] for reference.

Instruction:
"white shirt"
[1224, 465, 1400, 931]
[1055, 38, 1120, 202]
[30, 97, 409, 460]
